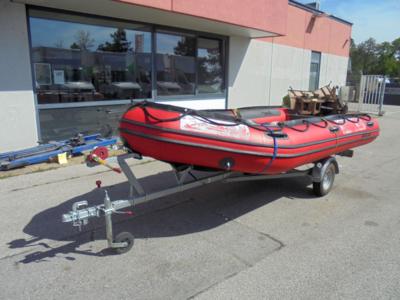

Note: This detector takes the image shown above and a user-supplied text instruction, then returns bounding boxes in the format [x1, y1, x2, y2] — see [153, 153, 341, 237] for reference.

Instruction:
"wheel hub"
[322, 168, 334, 191]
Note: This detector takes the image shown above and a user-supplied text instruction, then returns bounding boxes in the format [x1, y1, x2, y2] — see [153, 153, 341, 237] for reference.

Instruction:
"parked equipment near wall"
[0, 134, 117, 170]
[62, 101, 379, 254]
[286, 84, 348, 115]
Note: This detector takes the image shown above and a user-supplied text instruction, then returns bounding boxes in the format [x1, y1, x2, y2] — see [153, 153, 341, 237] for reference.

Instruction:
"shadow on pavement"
[8, 170, 315, 263]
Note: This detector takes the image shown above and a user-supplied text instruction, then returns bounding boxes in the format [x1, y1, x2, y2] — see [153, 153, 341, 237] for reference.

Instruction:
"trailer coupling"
[62, 200, 101, 230]
[62, 190, 135, 253]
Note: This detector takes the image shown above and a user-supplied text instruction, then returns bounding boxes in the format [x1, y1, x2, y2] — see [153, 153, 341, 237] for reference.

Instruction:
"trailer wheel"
[313, 163, 335, 197]
[114, 232, 134, 254]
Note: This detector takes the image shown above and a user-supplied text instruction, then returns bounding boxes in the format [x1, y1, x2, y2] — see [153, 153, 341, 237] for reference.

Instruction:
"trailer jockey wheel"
[114, 232, 134, 254]
[313, 162, 336, 197]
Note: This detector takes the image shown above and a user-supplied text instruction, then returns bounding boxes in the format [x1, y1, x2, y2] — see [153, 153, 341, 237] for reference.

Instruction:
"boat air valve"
[96, 180, 102, 188]
[219, 157, 235, 170]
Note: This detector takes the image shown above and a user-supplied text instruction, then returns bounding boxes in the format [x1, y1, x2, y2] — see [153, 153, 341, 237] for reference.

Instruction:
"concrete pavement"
[1, 108, 400, 299]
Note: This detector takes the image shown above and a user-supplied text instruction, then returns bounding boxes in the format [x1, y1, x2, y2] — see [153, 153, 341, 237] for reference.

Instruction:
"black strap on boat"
[259, 125, 278, 173]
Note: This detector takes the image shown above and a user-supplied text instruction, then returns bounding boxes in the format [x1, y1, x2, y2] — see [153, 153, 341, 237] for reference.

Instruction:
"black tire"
[114, 232, 134, 254]
[313, 163, 336, 197]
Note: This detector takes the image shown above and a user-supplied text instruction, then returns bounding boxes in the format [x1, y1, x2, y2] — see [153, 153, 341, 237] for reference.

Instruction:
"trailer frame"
[62, 152, 339, 254]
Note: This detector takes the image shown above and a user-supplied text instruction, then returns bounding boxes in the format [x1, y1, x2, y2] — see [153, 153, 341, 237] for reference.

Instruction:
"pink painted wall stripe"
[115, 0, 287, 35]
[259, 5, 351, 57]
[115, 0, 351, 57]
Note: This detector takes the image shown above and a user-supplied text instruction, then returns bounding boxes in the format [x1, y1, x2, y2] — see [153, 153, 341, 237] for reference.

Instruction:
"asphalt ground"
[1, 106, 400, 299]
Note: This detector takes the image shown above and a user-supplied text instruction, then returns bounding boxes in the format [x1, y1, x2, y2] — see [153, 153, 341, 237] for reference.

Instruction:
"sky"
[299, 0, 400, 44]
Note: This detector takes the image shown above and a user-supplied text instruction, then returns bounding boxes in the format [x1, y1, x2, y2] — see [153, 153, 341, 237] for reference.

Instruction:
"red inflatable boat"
[119, 101, 379, 174]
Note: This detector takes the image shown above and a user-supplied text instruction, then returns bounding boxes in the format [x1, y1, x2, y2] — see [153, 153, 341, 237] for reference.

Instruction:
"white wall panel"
[320, 53, 349, 88]
[0, 1, 38, 152]
[269, 43, 311, 105]
[228, 37, 273, 108]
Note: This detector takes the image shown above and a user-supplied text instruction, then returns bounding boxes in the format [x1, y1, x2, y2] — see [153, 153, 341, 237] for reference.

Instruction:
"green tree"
[389, 37, 400, 77]
[198, 48, 222, 88]
[173, 37, 196, 56]
[376, 41, 397, 76]
[97, 28, 131, 52]
[349, 37, 400, 82]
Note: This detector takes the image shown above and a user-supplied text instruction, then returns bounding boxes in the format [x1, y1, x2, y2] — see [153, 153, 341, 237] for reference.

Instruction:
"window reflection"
[29, 11, 227, 104]
[197, 38, 224, 94]
[30, 17, 152, 104]
[156, 32, 196, 96]
[309, 51, 321, 91]
[39, 105, 129, 142]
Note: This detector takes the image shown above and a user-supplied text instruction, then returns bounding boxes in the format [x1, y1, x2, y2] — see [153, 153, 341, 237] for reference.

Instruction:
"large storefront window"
[156, 31, 196, 96]
[29, 10, 227, 104]
[29, 12, 152, 104]
[28, 9, 226, 141]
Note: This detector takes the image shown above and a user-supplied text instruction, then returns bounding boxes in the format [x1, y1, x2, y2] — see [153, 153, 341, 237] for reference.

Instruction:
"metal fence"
[357, 75, 386, 115]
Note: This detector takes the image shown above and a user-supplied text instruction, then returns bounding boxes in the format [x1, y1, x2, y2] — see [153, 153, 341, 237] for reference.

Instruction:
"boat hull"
[119, 102, 379, 174]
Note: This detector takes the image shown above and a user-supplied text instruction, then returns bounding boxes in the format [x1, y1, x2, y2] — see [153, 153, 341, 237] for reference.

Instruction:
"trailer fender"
[312, 157, 339, 182]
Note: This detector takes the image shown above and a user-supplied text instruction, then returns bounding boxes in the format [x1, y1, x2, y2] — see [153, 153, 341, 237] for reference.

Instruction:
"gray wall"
[268, 43, 311, 105]
[228, 38, 349, 107]
[228, 37, 272, 108]
[319, 52, 349, 89]
[0, 1, 38, 152]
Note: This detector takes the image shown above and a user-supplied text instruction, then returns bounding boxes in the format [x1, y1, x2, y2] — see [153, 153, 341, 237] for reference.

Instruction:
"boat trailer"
[62, 152, 341, 254]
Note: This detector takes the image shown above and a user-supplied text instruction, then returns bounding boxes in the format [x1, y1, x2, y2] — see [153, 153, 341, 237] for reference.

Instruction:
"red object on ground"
[88, 147, 109, 162]
[88, 147, 122, 174]
[119, 101, 379, 175]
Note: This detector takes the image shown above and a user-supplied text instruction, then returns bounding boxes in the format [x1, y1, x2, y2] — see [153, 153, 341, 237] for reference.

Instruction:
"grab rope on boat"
[134, 101, 372, 134]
